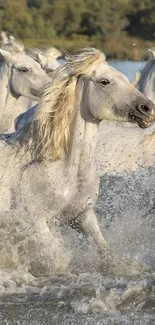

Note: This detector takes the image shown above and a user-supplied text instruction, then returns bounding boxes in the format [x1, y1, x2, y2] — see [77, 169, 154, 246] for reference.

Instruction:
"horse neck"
[138, 61, 155, 97]
[0, 62, 18, 107]
[67, 79, 99, 178]
[0, 62, 18, 132]
[0, 62, 11, 110]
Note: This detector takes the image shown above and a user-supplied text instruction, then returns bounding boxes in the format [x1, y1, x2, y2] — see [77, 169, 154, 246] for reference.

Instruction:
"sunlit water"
[2, 60, 155, 325]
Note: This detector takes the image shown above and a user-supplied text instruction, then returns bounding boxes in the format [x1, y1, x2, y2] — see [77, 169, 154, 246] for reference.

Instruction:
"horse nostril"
[137, 104, 151, 115]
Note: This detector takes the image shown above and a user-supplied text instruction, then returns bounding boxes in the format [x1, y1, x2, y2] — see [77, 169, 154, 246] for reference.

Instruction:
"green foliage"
[126, 0, 155, 40]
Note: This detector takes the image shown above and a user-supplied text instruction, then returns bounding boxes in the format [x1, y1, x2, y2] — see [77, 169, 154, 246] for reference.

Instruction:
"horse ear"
[0, 48, 12, 61]
[148, 48, 155, 60]
[36, 52, 46, 67]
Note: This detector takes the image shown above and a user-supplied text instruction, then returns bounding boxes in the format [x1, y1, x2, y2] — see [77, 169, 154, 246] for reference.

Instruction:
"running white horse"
[0, 47, 51, 132]
[0, 48, 155, 275]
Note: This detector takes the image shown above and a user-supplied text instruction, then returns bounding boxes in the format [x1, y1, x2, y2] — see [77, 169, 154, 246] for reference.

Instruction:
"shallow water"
[1, 61, 155, 325]
[108, 60, 146, 82]
[1, 164, 155, 324]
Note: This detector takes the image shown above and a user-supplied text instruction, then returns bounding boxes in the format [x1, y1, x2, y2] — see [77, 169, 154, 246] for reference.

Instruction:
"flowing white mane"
[21, 48, 106, 161]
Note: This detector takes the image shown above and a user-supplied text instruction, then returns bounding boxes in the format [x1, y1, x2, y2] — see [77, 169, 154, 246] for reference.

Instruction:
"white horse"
[36, 51, 61, 73]
[130, 47, 155, 149]
[0, 48, 155, 275]
[28, 48, 61, 74]
[134, 48, 155, 102]
[0, 47, 51, 132]
[1, 31, 15, 50]
[44, 46, 62, 59]
[1, 31, 25, 55]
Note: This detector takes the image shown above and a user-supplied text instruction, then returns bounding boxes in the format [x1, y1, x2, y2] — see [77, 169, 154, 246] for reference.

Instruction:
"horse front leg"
[25, 218, 70, 275]
[76, 208, 116, 273]
[76, 209, 151, 277]
[78, 208, 109, 250]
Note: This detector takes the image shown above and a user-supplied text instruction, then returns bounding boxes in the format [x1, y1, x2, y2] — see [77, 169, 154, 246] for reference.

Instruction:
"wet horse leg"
[75, 208, 116, 272]
[75, 209, 151, 276]
[26, 218, 70, 275]
[78, 208, 109, 250]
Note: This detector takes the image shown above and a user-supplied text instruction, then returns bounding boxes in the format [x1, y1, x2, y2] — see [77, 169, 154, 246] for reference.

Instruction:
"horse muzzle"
[130, 102, 155, 129]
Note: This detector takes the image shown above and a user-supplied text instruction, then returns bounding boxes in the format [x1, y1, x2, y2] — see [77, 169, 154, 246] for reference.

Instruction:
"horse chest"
[52, 170, 99, 218]
[20, 161, 99, 219]
[20, 165, 77, 214]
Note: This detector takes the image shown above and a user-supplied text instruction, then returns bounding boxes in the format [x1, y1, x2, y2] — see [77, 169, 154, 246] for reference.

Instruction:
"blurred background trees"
[0, 0, 154, 59]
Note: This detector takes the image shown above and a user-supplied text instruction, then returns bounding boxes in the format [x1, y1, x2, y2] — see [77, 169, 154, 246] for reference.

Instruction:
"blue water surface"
[108, 60, 146, 82]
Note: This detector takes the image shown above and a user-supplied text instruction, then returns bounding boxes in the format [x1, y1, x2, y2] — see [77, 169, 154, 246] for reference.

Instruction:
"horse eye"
[100, 79, 110, 86]
[20, 68, 28, 73]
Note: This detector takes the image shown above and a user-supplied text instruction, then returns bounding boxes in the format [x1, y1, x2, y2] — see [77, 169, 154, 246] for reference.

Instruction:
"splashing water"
[1, 125, 155, 324]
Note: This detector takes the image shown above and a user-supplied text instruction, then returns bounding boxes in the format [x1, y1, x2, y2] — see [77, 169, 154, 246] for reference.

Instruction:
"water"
[1, 60, 155, 325]
[108, 60, 146, 82]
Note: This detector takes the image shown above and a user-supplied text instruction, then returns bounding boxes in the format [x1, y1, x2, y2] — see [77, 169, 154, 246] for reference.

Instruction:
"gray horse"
[0, 48, 155, 276]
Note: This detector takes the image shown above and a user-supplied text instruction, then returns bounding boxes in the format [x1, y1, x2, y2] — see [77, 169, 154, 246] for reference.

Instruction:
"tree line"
[0, 0, 154, 59]
[0, 0, 154, 41]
